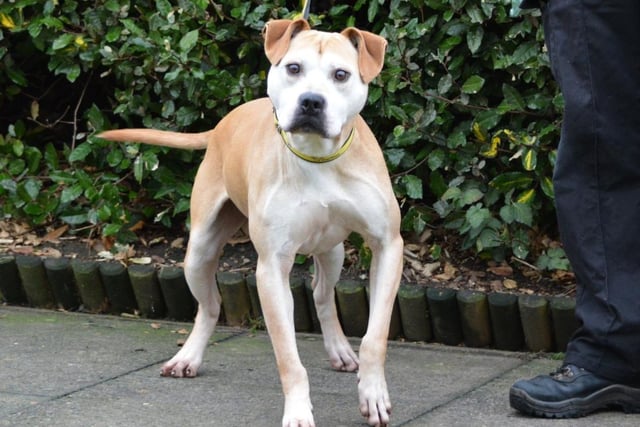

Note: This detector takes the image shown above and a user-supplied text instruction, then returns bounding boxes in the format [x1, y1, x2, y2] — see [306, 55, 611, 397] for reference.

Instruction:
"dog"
[99, 19, 403, 427]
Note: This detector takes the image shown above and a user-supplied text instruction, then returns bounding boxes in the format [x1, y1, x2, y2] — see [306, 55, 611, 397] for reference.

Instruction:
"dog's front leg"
[256, 255, 315, 427]
[358, 235, 403, 427]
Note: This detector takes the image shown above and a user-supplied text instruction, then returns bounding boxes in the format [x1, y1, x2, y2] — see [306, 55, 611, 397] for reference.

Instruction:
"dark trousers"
[543, 0, 640, 385]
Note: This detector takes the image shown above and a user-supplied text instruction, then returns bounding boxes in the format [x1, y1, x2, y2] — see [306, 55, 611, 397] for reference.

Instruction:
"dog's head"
[263, 19, 387, 139]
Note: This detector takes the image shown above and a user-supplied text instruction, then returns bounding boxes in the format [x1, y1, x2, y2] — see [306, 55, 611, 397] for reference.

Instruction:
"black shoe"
[510, 364, 640, 418]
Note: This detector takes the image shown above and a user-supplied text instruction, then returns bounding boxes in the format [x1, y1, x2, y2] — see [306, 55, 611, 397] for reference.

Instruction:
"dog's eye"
[334, 69, 350, 82]
[286, 63, 301, 75]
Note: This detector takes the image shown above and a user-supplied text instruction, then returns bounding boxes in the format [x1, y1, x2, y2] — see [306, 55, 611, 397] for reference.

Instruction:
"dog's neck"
[274, 113, 355, 163]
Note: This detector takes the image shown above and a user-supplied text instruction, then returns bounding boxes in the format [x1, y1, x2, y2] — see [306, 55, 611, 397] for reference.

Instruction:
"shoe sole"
[510, 384, 640, 418]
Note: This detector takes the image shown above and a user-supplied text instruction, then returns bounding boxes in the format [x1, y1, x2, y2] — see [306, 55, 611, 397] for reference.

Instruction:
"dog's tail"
[97, 129, 209, 150]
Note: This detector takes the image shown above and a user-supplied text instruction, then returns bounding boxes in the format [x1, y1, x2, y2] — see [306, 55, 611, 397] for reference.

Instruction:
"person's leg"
[510, 0, 640, 417]
[548, 0, 640, 384]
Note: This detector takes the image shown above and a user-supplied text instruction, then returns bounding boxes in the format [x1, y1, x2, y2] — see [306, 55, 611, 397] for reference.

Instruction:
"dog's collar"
[273, 111, 355, 163]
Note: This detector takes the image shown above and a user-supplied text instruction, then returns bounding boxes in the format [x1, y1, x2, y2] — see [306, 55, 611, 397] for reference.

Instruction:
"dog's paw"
[282, 397, 315, 427]
[358, 375, 391, 426]
[160, 357, 201, 378]
[281, 416, 315, 427]
[324, 336, 359, 372]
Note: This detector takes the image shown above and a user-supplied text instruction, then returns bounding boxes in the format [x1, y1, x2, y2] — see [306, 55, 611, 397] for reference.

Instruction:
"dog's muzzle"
[289, 92, 327, 136]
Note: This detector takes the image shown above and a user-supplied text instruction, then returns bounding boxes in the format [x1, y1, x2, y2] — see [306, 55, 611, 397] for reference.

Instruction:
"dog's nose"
[299, 93, 326, 115]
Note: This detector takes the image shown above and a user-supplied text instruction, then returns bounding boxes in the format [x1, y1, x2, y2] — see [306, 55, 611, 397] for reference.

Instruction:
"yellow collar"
[273, 111, 355, 163]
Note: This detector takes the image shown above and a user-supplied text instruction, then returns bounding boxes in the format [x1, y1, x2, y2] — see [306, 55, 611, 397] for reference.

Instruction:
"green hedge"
[0, 0, 568, 270]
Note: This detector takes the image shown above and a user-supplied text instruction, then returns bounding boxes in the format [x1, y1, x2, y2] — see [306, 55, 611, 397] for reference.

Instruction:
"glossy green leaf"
[402, 175, 423, 199]
[60, 184, 84, 204]
[522, 148, 537, 171]
[541, 176, 555, 199]
[179, 30, 198, 52]
[68, 143, 93, 163]
[489, 172, 534, 192]
[461, 75, 485, 94]
[466, 204, 491, 229]
[467, 25, 484, 54]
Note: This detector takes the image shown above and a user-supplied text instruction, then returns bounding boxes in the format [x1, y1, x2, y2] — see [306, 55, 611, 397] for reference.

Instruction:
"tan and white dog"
[99, 19, 403, 427]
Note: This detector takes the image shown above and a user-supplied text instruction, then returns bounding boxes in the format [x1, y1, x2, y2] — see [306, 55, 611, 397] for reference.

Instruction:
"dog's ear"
[341, 28, 387, 84]
[263, 19, 311, 65]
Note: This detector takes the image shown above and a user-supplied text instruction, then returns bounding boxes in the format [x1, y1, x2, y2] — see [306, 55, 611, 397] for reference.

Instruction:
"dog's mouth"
[287, 116, 328, 137]
[282, 92, 329, 137]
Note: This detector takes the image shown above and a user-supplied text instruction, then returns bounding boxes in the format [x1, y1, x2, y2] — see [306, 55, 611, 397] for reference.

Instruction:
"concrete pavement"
[1, 306, 637, 426]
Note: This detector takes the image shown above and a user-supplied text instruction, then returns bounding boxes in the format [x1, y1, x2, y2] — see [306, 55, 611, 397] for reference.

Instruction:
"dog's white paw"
[282, 397, 315, 427]
[160, 351, 202, 378]
[358, 375, 391, 426]
[324, 335, 359, 372]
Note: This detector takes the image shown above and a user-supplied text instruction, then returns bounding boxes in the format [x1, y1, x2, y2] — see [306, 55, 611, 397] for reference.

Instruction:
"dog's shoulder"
[220, 98, 273, 123]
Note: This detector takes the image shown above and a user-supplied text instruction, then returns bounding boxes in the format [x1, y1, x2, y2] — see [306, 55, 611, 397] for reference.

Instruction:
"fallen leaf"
[487, 264, 513, 276]
[503, 278, 518, 289]
[469, 270, 486, 278]
[552, 270, 575, 282]
[37, 247, 63, 258]
[489, 280, 503, 292]
[129, 220, 145, 232]
[522, 269, 541, 279]
[130, 256, 152, 265]
[422, 261, 441, 277]
[404, 243, 422, 253]
[434, 262, 457, 281]
[101, 235, 115, 251]
[149, 236, 165, 246]
[42, 225, 69, 243]
[24, 233, 41, 246]
[98, 251, 114, 260]
[418, 245, 428, 257]
[113, 244, 136, 261]
[170, 237, 185, 248]
[151, 255, 166, 264]
[11, 246, 34, 255]
[419, 228, 432, 243]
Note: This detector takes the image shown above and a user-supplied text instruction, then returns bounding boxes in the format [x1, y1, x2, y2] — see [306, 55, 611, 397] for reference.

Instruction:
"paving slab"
[403, 357, 640, 427]
[1, 306, 637, 426]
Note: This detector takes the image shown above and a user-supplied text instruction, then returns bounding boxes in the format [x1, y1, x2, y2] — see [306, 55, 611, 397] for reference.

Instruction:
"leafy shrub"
[0, 0, 566, 269]
[368, 1, 562, 264]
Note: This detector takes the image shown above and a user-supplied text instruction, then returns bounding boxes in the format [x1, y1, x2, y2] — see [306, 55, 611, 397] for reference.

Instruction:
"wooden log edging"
[457, 290, 492, 348]
[426, 287, 463, 346]
[16, 255, 56, 309]
[100, 262, 138, 314]
[72, 260, 108, 313]
[158, 266, 195, 321]
[397, 283, 432, 342]
[45, 258, 81, 311]
[0, 255, 27, 304]
[488, 293, 524, 351]
[0, 254, 578, 353]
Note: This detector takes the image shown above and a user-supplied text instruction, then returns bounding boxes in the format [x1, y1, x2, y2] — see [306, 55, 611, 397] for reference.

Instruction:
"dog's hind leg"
[312, 243, 359, 372]
[161, 199, 246, 378]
